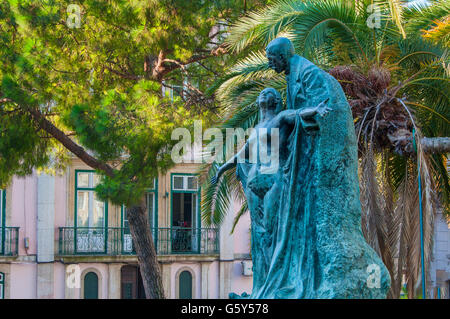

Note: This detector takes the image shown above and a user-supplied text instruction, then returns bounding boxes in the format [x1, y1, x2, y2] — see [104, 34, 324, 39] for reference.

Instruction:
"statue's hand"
[299, 98, 330, 132]
[299, 108, 319, 132]
[315, 98, 331, 117]
[316, 106, 332, 117]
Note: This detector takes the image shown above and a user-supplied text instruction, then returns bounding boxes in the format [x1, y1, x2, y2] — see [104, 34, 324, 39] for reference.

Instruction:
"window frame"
[0, 189, 5, 255]
[170, 173, 201, 253]
[0, 189, 4, 228]
[74, 170, 109, 254]
[171, 174, 199, 192]
[74, 170, 108, 228]
[0, 272, 4, 299]
[162, 81, 184, 102]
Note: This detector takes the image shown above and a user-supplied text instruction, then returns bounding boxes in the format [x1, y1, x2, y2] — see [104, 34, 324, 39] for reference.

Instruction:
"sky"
[406, 0, 430, 6]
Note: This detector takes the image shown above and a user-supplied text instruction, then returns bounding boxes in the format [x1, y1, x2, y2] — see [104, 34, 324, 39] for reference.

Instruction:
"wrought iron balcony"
[58, 227, 219, 256]
[0, 227, 19, 256]
[156, 227, 219, 255]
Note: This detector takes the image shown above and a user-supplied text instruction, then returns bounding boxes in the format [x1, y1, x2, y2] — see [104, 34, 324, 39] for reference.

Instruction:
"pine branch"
[28, 108, 116, 178]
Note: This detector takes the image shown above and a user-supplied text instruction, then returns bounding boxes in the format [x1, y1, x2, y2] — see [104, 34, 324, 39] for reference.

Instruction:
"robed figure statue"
[215, 37, 391, 299]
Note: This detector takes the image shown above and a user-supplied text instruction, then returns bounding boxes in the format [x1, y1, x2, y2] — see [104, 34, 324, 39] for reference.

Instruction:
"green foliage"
[0, 103, 50, 187]
[202, 0, 450, 227]
[0, 0, 271, 206]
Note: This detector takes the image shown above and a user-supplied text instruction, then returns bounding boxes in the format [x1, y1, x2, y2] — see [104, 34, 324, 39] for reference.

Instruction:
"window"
[178, 270, 193, 299]
[147, 178, 157, 230]
[0, 189, 5, 255]
[172, 175, 198, 191]
[0, 272, 4, 299]
[447, 280, 450, 300]
[121, 179, 157, 253]
[162, 81, 184, 102]
[83, 272, 99, 299]
[121, 206, 133, 253]
[75, 171, 105, 228]
[171, 174, 200, 253]
[0, 189, 4, 228]
[75, 171, 107, 253]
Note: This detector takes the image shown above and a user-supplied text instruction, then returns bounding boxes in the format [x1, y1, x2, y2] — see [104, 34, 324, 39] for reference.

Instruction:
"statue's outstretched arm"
[277, 109, 298, 126]
[277, 101, 330, 128]
[211, 139, 250, 185]
[299, 98, 331, 132]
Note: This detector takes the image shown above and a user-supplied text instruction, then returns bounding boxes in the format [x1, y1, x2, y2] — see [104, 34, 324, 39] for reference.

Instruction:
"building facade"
[430, 208, 450, 298]
[429, 156, 450, 299]
[2, 156, 448, 299]
[0, 159, 253, 299]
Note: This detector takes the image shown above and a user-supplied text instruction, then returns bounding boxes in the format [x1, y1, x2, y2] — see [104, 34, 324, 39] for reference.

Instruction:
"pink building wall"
[2, 171, 254, 299]
[230, 202, 253, 296]
[54, 174, 68, 230]
[10, 263, 37, 298]
[54, 262, 66, 298]
[11, 176, 37, 256]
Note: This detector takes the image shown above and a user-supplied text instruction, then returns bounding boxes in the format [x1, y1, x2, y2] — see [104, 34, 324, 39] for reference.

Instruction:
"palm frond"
[360, 144, 396, 294]
[201, 163, 231, 226]
[231, 199, 248, 234]
[416, 129, 438, 296]
[216, 51, 276, 101]
[422, 15, 450, 47]
[359, 144, 384, 253]
[403, 0, 450, 35]
[386, 0, 406, 38]
[225, 0, 308, 53]
[386, 128, 439, 298]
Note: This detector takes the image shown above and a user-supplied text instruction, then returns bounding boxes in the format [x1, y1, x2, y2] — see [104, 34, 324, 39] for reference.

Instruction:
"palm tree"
[201, 0, 450, 298]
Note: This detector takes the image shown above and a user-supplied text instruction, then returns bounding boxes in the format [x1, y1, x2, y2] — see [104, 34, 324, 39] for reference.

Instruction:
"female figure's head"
[257, 87, 283, 121]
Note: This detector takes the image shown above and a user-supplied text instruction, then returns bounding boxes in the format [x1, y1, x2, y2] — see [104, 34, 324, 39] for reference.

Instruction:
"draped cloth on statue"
[237, 56, 390, 299]
[235, 141, 280, 297]
[236, 161, 268, 295]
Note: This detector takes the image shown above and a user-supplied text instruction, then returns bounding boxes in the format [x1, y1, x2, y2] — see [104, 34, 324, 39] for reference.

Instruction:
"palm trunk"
[126, 204, 165, 299]
[421, 137, 450, 154]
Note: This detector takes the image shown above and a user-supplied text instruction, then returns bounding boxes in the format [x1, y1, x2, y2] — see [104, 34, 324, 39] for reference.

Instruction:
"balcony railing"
[0, 227, 19, 256]
[156, 227, 219, 255]
[58, 227, 219, 256]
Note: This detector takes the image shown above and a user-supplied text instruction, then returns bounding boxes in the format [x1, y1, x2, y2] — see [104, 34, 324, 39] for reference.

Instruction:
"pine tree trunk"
[126, 204, 165, 299]
[27, 107, 166, 298]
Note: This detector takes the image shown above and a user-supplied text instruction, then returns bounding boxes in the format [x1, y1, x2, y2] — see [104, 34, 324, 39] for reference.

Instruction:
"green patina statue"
[217, 37, 391, 299]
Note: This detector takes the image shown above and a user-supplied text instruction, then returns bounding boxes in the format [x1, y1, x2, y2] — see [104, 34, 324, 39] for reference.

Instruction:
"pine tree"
[0, 0, 270, 298]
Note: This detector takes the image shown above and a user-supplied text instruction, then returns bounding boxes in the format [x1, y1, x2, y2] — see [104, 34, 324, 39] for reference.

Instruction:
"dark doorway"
[172, 193, 194, 227]
[121, 265, 145, 299]
[179, 270, 192, 299]
[83, 272, 99, 299]
[171, 192, 199, 253]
